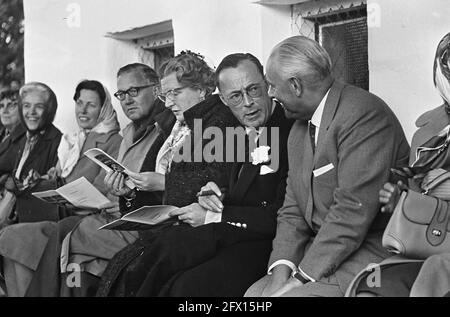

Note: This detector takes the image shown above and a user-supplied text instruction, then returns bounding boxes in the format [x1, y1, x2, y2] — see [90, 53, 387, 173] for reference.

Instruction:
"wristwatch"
[123, 190, 137, 208]
[293, 270, 311, 284]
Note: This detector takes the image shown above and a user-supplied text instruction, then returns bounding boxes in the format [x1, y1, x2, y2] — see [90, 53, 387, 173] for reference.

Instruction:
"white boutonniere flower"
[251, 145, 271, 165]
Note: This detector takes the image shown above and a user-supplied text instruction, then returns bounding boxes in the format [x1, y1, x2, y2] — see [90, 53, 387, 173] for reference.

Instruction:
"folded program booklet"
[84, 148, 136, 189]
[32, 176, 112, 210]
[98, 205, 179, 231]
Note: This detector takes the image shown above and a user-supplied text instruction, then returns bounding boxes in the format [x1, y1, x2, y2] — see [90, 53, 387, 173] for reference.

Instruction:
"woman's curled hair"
[159, 50, 216, 96]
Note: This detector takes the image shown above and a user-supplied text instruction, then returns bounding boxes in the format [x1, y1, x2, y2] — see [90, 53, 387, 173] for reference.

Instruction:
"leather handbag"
[382, 172, 450, 259]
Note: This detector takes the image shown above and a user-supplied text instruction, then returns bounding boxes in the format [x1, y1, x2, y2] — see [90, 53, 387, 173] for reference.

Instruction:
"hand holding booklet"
[32, 177, 112, 210]
[98, 205, 179, 231]
[84, 148, 136, 189]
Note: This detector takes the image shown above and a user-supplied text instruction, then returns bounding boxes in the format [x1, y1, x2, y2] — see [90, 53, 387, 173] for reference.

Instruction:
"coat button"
[261, 201, 268, 207]
[242, 224, 247, 229]
[236, 223, 242, 227]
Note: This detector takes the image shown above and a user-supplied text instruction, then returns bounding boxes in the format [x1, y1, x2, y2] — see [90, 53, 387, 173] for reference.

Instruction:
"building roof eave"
[105, 20, 173, 40]
[254, 0, 310, 5]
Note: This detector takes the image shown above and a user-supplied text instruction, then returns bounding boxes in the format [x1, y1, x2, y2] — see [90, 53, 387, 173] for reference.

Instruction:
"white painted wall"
[368, 0, 450, 142]
[260, 4, 294, 63]
[23, 0, 293, 134]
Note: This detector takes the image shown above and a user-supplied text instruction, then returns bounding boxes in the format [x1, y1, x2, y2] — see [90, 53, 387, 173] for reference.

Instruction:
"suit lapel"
[300, 122, 315, 229]
[314, 80, 344, 167]
[0, 138, 10, 156]
[305, 82, 344, 228]
[229, 162, 241, 190]
[118, 123, 150, 163]
[231, 162, 260, 203]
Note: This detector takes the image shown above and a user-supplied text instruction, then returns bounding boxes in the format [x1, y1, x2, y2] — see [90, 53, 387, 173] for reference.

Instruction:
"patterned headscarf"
[433, 32, 450, 113]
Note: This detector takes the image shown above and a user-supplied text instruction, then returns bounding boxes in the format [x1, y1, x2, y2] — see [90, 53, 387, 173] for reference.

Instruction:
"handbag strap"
[422, 171, 450, 194]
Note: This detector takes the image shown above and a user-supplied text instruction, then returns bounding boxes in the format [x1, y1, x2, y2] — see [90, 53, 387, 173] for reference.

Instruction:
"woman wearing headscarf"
[9, 82, 62, 192]
[0, 83, 62, 226]
[0, 80, 122, 297]
[47, 80, 121, 199]
[347, 32, 450, 297]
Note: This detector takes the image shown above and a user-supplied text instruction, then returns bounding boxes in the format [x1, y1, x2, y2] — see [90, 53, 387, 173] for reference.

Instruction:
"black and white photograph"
[0, 0, 449, 303]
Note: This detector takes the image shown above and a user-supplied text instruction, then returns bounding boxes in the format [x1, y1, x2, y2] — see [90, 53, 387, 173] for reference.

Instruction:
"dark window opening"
[306, 5, 368, 90]
[147, 45, 174, 74]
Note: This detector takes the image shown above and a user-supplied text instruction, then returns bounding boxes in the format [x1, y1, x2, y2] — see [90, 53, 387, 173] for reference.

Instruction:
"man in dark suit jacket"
[97, 53, 294, 297]
[245, 36, 410, 297]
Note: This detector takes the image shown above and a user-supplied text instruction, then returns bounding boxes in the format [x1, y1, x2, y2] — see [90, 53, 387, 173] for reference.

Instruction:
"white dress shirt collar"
[310, 89, 330, 129]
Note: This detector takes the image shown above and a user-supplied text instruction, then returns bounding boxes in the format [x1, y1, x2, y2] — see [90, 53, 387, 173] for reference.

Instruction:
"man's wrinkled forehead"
[117, 70, 151, 90]
[219, 61, 264, 93]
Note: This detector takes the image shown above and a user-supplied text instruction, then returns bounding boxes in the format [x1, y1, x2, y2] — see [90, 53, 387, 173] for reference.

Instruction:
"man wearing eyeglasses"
[114, 73, 158, 123]
[42, 63, 176, 297]
[106, 64, 175, 206]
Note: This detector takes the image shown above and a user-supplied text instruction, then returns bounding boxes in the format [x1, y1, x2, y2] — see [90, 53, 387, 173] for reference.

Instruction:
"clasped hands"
[169, 182, 225, 227]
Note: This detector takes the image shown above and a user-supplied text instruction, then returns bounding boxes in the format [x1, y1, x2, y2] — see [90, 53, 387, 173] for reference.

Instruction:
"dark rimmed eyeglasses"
[114, 84, 158, 101]
[222, 81, 266, 107]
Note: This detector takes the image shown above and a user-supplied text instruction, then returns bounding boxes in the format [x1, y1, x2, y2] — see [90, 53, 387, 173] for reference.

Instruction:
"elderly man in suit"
[245, 35, 410, 297]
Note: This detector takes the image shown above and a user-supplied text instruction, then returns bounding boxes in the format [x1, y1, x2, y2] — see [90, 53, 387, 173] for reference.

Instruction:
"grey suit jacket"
[269, 80, 410, 292]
